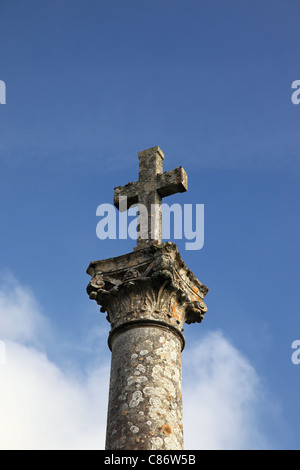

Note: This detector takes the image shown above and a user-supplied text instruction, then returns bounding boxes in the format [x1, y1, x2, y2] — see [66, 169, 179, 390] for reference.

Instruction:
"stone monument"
[86, 146, 208, 450]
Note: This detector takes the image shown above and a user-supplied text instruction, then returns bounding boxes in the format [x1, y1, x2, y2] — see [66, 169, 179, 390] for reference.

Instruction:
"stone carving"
[123, 268, 140, 283]
[185, 300, 208, 324]
[87, 242, 208, 348]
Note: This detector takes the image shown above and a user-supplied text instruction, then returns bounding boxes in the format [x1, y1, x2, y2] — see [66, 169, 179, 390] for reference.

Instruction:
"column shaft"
[105, 325, 183, 450]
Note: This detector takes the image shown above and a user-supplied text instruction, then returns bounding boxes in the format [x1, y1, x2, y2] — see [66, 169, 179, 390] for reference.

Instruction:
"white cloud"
[0, 273, 48, 346]
[0, 275, 109, 450]
[0, 341, 109, 450]
[182, 331, 271, 450]
[0, 276, 277, 450]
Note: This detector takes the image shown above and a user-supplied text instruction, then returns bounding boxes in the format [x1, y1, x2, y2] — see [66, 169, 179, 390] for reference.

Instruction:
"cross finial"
[114, 146, 188, 250]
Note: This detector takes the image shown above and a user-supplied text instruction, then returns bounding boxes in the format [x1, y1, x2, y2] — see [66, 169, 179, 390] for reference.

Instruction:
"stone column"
[106, 325, 183, 450]
[87, 242, 208, 450]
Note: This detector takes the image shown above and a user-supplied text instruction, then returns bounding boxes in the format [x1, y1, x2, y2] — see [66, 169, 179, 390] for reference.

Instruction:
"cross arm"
[114, 181, 139, 211]
[156, 166, 188, 198]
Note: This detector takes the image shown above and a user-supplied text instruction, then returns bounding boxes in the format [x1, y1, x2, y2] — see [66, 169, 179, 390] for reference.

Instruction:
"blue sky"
[0, 0, 299, 449]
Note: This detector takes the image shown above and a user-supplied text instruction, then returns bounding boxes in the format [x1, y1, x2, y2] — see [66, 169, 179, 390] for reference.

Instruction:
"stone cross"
[114, 146, 188, 249]
[87, 146, 209, 450]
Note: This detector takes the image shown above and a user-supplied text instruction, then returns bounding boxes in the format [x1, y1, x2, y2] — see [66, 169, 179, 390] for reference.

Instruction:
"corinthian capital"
[87, 242, 208, 350]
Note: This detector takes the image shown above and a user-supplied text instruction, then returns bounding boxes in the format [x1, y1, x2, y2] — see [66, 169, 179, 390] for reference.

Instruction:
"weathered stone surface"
[113, 146, 188, 250]
[87, 242, 208, 341]
[87, 242, 208, 450]
[106, 326, 183, 450]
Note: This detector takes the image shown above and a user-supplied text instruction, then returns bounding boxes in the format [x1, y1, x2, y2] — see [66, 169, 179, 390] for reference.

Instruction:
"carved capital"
[87, 242, 208, 348]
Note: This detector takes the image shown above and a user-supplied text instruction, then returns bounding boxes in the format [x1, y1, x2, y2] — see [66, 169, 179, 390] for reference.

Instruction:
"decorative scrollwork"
[185, 300, 208, 324]
[86, 242, 208, 333]
[123, 268, 140, 283]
